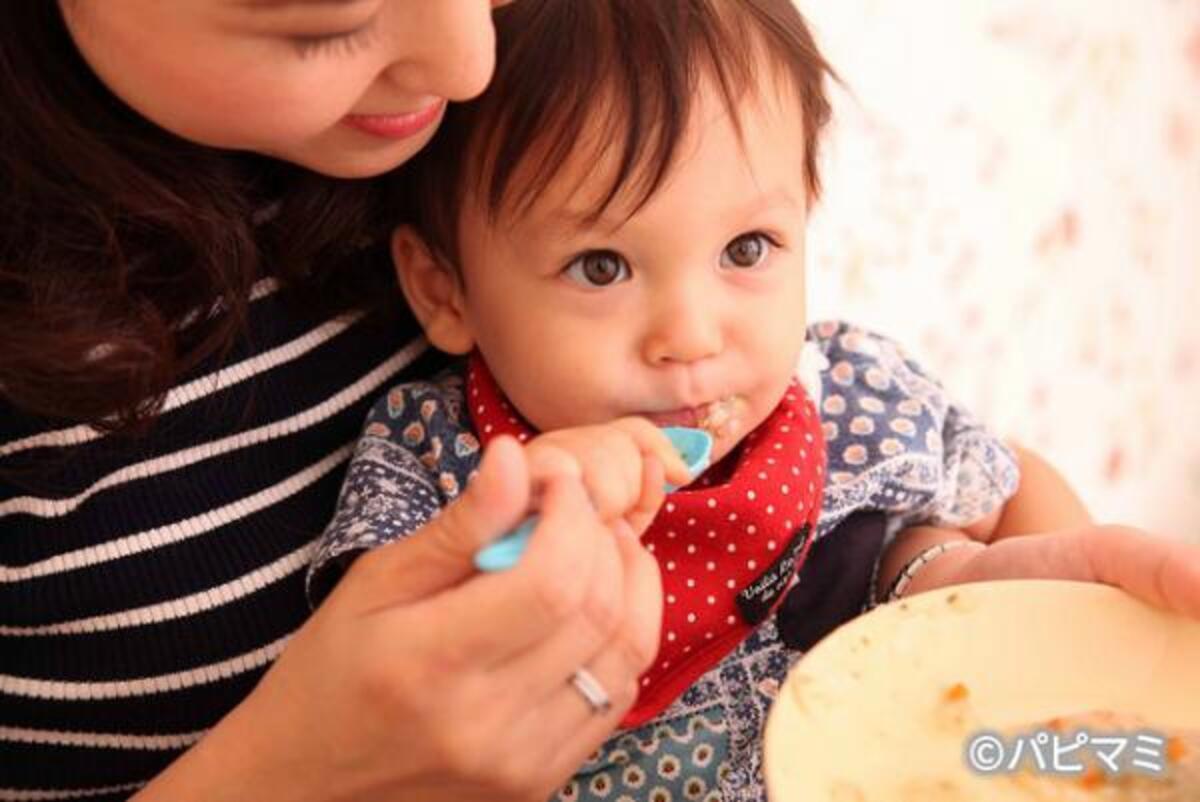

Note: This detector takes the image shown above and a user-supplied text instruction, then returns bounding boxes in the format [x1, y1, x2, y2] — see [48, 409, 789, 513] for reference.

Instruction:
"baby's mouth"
[642, 396, 748, 440]
[696, 396, 747, 440]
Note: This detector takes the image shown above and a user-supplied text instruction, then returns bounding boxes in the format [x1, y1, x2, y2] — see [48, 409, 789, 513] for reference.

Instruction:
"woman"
[4, 3, 1183, 801]
[1, 3, 657, 800]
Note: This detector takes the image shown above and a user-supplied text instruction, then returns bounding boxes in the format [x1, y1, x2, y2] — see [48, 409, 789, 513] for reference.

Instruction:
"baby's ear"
[391, 225, 474, 355]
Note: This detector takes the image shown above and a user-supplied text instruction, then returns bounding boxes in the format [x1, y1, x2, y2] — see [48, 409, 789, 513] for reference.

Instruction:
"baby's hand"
[525, 418, 693, 537]
[952, 525, 1200, 619]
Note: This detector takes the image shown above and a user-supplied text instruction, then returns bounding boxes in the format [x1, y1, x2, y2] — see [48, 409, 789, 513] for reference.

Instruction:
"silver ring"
[569, 667, 612, 715]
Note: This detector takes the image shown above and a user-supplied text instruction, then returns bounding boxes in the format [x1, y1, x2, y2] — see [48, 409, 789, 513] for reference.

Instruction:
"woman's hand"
[133, 435, 662, 802]
[949, 525, 1200, 619]
[887, 524, 1200, 620]
[883, 445, 1200, 619]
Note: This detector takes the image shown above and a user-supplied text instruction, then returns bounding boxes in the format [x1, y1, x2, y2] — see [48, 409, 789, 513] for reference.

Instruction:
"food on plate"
[763, 581, 1200, 801]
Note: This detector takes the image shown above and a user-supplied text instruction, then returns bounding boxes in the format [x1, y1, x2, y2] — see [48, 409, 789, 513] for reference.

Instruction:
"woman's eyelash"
[292, 20, 377, 59]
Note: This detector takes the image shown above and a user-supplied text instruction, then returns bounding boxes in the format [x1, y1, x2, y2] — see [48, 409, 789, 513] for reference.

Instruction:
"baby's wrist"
[883, 539, 987, 602]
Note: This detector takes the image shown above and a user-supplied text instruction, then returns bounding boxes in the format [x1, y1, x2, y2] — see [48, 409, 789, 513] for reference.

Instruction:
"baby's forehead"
[473, 70, 810, 233]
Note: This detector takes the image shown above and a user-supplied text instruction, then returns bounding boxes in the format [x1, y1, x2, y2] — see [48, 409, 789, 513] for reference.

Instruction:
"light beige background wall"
[801, 0, 1200, 535]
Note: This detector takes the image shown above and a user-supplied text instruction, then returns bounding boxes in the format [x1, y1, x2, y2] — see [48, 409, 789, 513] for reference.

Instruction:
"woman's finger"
[488, 519, 627, 706]
[611, 518, 664, 670]
[1078, 526, 1200, 619]
[957, 526, 1200, 619]
[485, 516, 663, 785]
[498, 640, 643, 793]
[390, 473, 619, 668]
[351, 435, 531, 608]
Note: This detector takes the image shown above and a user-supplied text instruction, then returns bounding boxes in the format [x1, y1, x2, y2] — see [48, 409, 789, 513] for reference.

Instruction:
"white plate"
[763, 580, 1200, 800]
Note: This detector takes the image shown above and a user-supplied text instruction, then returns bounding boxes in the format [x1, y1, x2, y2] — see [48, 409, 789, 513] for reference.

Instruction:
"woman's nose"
[382, 0, 500, 102]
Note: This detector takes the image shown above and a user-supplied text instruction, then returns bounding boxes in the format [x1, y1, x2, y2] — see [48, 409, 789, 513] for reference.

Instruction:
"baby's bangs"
[397, 0, 835, 272]
[471, 0, 772, 226]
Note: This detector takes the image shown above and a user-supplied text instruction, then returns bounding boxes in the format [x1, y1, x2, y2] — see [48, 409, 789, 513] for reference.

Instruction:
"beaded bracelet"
[882, 540, 982, 603]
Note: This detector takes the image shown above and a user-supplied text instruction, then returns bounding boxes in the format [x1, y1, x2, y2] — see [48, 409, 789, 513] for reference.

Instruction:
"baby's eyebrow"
[545, 208, 630, 238]
[548, 186, 802, 236]
[732, 187, 803, 217]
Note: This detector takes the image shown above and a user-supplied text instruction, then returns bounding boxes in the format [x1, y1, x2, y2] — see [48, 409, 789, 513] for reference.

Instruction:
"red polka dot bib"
[466, 353, 827, 726]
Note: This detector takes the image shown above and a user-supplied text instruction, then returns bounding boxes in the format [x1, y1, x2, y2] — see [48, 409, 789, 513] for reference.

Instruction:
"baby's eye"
[562, 250, 631, 287]
[720, 232, 776, 269]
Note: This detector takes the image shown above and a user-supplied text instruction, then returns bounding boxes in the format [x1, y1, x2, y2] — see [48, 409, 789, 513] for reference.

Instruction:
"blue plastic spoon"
[474, 426, 713, 572]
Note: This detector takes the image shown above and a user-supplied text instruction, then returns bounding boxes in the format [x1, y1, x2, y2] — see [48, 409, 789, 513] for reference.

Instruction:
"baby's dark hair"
[395, 0, 836, 272]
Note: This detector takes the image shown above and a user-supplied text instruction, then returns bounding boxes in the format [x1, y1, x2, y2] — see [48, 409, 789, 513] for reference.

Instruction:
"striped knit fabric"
[0, 279, 438, 800]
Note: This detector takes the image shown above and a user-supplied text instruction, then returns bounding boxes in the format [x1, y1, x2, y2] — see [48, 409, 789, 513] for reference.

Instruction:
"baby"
[310, 1, 1025, 799]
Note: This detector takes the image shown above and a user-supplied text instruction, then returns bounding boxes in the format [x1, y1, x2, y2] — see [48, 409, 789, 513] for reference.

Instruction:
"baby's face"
[454, 79, 811, 465]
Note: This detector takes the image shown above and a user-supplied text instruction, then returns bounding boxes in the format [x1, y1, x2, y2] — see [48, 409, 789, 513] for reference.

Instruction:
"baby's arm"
[987, 444, 1092, 537]
[876, 443, 1089, 597]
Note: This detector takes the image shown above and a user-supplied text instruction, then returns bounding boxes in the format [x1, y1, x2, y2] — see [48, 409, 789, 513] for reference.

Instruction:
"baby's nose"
[642, 301, 724, 366]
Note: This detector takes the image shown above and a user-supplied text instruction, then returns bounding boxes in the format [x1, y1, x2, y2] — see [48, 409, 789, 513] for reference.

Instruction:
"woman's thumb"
[361, 435, 531, 604]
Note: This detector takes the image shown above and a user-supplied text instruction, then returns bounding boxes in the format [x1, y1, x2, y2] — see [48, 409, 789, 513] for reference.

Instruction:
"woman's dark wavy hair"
[0, 3, 399, 434]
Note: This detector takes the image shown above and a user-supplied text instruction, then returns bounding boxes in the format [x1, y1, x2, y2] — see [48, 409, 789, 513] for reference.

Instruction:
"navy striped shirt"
[0, 279, 437, 800]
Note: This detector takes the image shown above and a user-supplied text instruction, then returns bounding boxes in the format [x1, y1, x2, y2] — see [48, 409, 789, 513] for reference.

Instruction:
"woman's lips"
[342, 100, 446, 140]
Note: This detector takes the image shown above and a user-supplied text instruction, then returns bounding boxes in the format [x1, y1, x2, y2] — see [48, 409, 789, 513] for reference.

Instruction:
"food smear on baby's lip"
[640, 395, 748, 441]
[697, 395, 748, 440]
